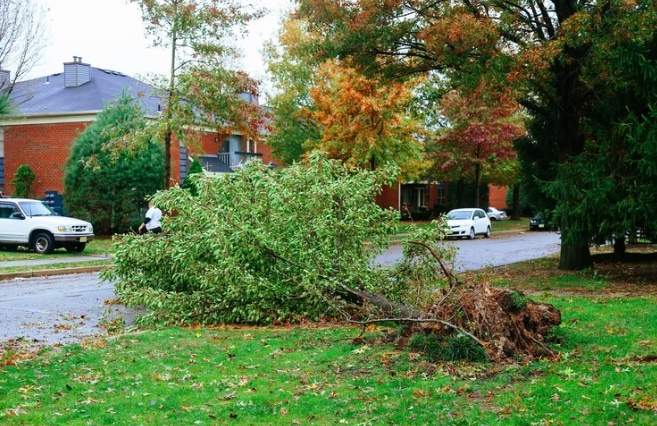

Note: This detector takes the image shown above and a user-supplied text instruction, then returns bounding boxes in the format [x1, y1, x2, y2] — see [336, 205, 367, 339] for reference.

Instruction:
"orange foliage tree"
[306, 61, 426, 177]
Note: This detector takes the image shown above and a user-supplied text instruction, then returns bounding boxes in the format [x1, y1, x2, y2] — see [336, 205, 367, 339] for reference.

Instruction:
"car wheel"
[32, 232, 55, 254]
[468, 227, 475, 240]
[485, 226, 491, 238]
[66, 243, 87, 253]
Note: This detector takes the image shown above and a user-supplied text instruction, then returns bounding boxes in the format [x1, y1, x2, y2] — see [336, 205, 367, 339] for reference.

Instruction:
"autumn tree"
[305, 61, 426, 177]
[0, 0, 44, 92]
[173, 67, 265, 148]
[265, 17, 321, 164]
[436, 83, 525, 207]
[132, 0, 263, 185]
[292, 0, 657, 270]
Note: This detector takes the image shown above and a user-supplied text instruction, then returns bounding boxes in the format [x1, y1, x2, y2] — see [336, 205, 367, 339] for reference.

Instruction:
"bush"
[106, 155, 405, 325]
[12, 165, 36, 198]
[64, 95, 164, 234]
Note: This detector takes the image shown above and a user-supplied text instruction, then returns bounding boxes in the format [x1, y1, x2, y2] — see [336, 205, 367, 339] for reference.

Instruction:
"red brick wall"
[4, 122, 91, 197]
[377, 183, 400, 210]
[488, 185, 508, 209]
[3, 122, 282, 197]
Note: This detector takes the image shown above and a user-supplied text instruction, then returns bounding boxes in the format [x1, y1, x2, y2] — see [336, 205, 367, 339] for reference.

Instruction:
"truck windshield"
[19, 202, 56, 217]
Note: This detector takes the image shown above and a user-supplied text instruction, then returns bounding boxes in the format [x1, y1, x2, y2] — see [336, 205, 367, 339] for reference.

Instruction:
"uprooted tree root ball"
[384, 283, 561, 363]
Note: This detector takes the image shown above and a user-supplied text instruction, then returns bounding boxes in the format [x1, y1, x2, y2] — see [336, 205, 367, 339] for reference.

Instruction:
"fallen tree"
[106, 155, 560, 362]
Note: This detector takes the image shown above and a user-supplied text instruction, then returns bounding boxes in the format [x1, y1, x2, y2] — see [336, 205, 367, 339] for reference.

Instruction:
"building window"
[416, 187, 427, 208]
[437, 182, 447, 205]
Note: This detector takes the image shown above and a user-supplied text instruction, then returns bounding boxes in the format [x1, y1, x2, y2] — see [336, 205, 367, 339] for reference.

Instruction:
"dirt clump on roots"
[410, 283, 561, 362]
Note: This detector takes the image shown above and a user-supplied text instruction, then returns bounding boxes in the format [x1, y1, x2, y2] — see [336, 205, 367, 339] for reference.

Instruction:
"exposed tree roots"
[352, 281, 561, 363]
[421, 282, 561, 362]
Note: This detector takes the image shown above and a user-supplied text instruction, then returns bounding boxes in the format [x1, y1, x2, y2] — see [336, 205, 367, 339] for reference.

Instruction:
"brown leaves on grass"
[627, 396, 657, 412]
[0, 339, 42, 368]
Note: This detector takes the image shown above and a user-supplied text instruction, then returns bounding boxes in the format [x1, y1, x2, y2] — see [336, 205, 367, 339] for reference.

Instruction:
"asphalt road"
[0, 273, 129, 344]
[1, 232, 560, 344]
[376, 231, 561, 271]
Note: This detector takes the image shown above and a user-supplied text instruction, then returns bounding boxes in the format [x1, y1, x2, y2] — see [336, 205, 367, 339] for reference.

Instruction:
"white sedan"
[487, 207, 509, 221]
[446, 208, 492, 239]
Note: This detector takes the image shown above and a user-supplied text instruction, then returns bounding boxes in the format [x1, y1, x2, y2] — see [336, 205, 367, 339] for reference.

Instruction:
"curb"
[0, 265, 110, 281]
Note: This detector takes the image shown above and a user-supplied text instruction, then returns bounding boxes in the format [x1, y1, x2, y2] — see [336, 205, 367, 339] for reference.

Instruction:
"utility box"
[43, 191, 65, 216]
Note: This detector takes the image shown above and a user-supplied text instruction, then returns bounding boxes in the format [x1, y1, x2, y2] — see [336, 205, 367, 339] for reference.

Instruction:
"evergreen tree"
[12, 164, 36, 197]
[64, 96, 164, 234]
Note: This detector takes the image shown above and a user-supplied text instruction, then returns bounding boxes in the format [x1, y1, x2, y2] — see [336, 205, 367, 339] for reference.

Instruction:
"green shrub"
[12, 165, 36, 198]
[64, 95, 164, 234]
[508, 291, 529, 312]
[105, 155, 404, 325]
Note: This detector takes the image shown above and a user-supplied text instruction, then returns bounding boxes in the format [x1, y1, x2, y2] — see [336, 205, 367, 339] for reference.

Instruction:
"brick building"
[0, 57, 273, 198]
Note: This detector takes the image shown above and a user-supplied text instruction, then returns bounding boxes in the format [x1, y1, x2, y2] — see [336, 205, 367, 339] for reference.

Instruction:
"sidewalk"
[0, 255, 111, 269]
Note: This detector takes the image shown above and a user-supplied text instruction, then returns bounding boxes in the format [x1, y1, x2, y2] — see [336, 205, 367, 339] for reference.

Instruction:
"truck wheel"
[66, 243, 87, 253]
[32, 232, 55, 254]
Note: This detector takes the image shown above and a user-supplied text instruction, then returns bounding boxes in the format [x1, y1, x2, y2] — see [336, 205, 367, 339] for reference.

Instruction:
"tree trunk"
[164, 130, 172, 188]
[511, 184, 520, 220]
[559, 239, 592, 270]
[474, 163, 481, 208]
[614, 236, 626, 259]
[164, 11, 178, 188]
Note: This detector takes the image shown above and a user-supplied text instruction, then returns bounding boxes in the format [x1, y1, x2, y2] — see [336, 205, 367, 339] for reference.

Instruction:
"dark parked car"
[529, 213, 552, 231]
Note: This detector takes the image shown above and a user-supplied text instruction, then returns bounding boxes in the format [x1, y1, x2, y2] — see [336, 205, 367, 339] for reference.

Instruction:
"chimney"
[0, 69, 10, 91]
[64, 56, 91, 88]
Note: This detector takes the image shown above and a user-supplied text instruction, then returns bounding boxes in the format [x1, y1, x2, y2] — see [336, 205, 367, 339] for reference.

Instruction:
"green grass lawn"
[490, 217, 530, 233]
[0, 260, 111, 276]
[2, 295, 657, 424]
[0, 238, 114, 262]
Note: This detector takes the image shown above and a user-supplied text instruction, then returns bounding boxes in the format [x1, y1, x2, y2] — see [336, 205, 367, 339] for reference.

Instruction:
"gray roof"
[8, 67, 164, 116]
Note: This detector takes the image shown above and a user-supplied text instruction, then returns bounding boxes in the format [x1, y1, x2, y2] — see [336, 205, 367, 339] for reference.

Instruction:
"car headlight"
[57, 225, 72, 232]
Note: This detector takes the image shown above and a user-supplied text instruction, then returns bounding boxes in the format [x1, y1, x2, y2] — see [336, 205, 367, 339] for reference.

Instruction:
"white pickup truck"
[0, 198, 94, 254]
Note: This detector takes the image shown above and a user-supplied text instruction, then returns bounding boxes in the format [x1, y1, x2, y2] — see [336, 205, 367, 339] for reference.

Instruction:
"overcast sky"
[28, 0, 294, 97]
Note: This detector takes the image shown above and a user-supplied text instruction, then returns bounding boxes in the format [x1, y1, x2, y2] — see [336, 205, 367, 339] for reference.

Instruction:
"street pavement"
[0, 231, 560, 344]
[0, 273, 129, 344]
[375, 231, 561, 271]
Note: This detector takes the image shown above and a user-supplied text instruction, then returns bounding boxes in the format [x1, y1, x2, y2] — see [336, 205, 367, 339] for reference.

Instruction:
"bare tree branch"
[0, 0, 45, 93]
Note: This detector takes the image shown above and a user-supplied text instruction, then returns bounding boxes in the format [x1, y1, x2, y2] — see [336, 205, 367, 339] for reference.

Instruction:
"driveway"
[1, 232, 560, 344]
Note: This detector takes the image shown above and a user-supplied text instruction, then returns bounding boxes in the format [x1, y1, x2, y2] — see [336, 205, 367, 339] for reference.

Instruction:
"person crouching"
[139, 200, 162, 234]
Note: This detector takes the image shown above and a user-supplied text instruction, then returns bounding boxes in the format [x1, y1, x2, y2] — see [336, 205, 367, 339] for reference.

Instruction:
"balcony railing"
[217, 151, 263, 170]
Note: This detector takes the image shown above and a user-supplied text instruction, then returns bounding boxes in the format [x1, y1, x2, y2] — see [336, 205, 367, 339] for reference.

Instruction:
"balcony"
[201, 151, 263, 174]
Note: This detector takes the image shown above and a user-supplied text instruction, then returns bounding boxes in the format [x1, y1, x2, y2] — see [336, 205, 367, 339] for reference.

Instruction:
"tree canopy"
[286, 0, 657, 269]
[132, 0, 264, 184]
